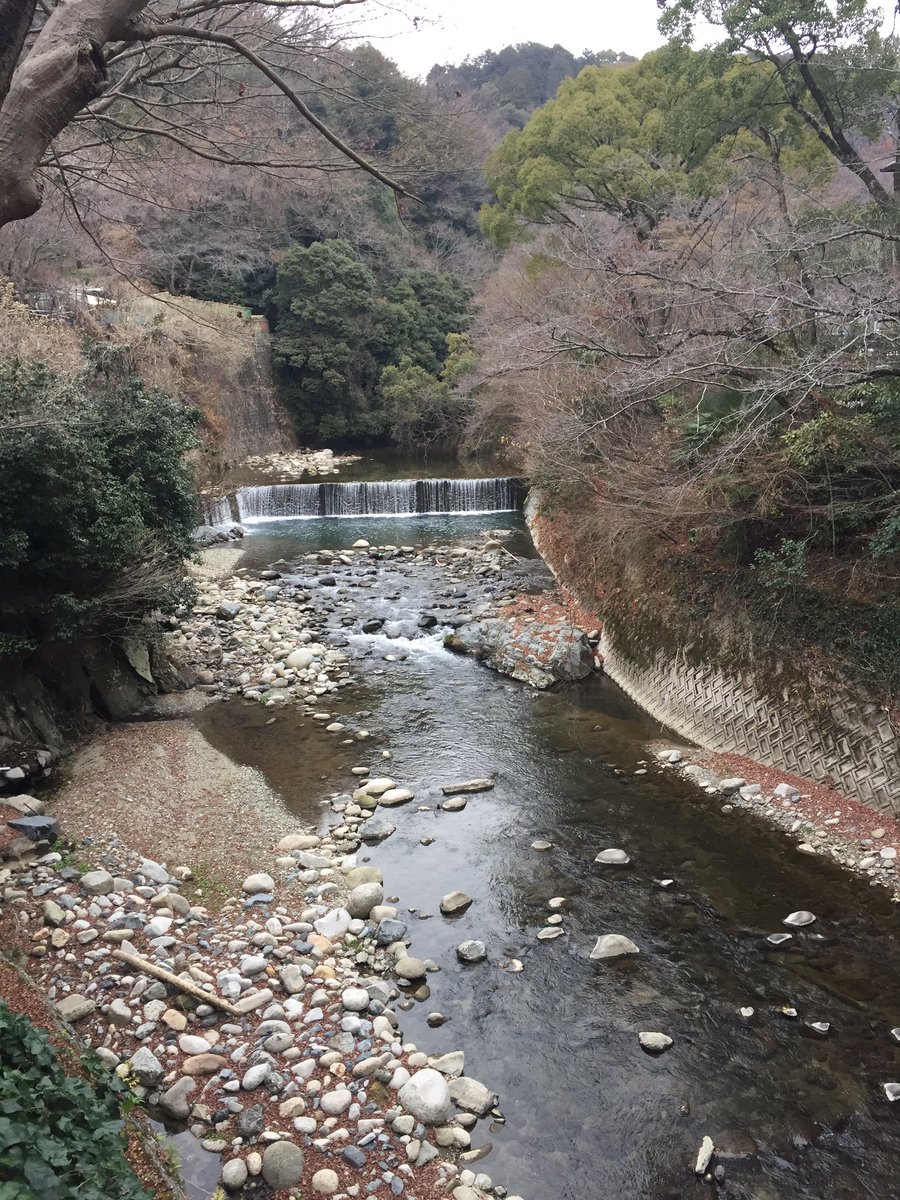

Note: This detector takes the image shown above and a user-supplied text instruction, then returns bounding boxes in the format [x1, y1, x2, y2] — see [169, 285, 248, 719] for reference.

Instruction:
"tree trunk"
[0, 0, 149, 228]
[0, 0, 39, 107]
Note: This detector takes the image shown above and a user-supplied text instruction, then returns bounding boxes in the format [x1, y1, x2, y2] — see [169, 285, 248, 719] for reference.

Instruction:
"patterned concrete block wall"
[599, 632, 900, 815]
[526, 495, 900, 815]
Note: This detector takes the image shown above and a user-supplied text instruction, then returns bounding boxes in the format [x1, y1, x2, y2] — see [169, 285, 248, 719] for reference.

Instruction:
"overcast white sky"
[353, 0, 667, 79]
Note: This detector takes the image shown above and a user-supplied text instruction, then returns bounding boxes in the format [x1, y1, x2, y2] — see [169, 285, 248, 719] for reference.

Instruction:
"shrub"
[0, 357, 199, 655]
[0, 1002, 151, 1200]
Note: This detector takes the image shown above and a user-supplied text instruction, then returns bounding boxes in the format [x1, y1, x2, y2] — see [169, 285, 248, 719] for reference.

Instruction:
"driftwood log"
[112, 948, 242, 1016]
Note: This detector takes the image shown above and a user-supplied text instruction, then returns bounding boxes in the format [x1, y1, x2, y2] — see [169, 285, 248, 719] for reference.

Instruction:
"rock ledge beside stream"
[446, 617, 597, 689]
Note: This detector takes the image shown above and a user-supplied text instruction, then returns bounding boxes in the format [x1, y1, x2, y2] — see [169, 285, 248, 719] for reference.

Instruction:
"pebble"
[440, 891, 473, 915]
[395, 956, 428, 980]
[456, 940, 487, 962]
[242, 1063, 270, 1090]
[341, 986, 370, 1011]
[638, 1032, 673, 1053]
[783, 910, 816, 927]
[695, 1135, 714, 1174]
[398, 1069, 452, 1124]
[262, 1141, 305, 1188]
[589, 934, 640, 960]
[242, 873, 275, 895]
[221, 1158, 248, 1190]
[594, 849, 630, 865]
[312, 1168, 340, 1194]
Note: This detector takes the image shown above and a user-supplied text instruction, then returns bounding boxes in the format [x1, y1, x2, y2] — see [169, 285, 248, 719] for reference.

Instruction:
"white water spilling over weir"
[234, 477, 523, 522]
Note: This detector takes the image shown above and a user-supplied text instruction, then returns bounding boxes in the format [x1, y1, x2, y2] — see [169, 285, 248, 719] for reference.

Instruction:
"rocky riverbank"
[237, 449, 361, 480]
[173, 533, 585, 708]
[0, 534, 566, 1200]
[651, 748, 900, 902]
[8, 514, 900, 1199]
[1, 821, 510, 1200]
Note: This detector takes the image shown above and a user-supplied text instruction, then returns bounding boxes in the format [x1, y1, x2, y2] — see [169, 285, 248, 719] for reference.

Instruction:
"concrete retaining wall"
[600, 631, 900, 814]
[526, 495, 900, 815]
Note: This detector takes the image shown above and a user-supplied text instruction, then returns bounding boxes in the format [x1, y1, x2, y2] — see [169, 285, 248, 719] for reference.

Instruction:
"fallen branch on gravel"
[112, 949, 241, 1016]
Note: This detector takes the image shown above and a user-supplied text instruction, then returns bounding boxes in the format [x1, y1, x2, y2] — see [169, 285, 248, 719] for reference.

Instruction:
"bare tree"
[0, 0, 422, 229]
[471, 149, 900, 572]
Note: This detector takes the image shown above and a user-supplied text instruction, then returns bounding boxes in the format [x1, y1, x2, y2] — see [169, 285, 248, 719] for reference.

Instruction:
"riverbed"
[191, 502, 900, 1200]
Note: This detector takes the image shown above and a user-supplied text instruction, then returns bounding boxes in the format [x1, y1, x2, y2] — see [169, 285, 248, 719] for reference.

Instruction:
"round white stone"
[320, 1089, 352, 1116]
[242, 873, 275, 894]
[341, 987, 370, 1012]
[595, 848, 630, 865]
[398, 1068, 452, 1124]
[312, 1168, 340, 1194]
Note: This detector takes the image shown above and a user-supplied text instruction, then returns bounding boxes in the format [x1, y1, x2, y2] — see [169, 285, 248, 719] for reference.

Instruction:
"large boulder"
[261, 1141, 304, 1189]
[446, 617, 595, 689]
[398, 1069, 452, 1124]
[346, 883, 384, 919]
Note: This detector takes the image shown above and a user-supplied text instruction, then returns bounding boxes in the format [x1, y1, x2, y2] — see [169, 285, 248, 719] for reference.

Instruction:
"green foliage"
[0, 1002, 151, 1200]
[428, 43, 636, 128]
[380, 334, 476, 446]
[271, 239, 383, 441]
[751, 538, 809, 591]
[271, 240, 474, 443]
[482, 44, 832, 239]
[781, 412, 873, 469]
[872, 514, 900, 560]
[376, 271, 474, 375]
[658, 0, 900, 206]
[0, 357, 198, 656]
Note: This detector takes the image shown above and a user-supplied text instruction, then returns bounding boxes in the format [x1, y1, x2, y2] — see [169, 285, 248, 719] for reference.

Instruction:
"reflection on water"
[194, 515, 900, 1200]
[207, 511, 533, 573]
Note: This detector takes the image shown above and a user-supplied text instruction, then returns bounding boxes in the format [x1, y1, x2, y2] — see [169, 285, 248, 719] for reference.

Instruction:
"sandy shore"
[51, 719, 301, 904]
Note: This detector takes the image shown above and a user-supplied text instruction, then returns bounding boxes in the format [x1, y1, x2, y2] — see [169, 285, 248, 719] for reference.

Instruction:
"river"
[193, 468, 900, 1200]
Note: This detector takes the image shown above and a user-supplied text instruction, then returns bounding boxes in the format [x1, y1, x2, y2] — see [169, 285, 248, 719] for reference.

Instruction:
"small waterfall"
[234, 477, 523, 522]
[203, 496, 235, 526]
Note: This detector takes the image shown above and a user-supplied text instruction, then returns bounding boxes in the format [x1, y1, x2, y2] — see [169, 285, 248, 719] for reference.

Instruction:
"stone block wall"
[599, 631, 900, 814]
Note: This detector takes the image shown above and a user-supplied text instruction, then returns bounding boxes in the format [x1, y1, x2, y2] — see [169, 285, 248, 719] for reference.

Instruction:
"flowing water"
[234, 477, 523, 522]
[194, 487, 900, 1200]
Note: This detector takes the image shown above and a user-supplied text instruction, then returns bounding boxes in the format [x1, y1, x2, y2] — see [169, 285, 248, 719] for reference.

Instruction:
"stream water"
[193, 486, 900, 1200]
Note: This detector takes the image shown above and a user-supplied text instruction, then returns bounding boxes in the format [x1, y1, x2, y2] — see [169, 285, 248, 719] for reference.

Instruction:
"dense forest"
[0, 0, 898, 691]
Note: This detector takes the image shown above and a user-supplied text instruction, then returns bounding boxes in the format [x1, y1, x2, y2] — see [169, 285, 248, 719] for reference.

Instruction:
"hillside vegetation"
[469, 16, 900, 693]
[1, 5, 897, 692]
[0, 290, 198, 658]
